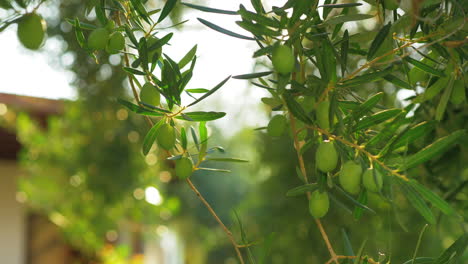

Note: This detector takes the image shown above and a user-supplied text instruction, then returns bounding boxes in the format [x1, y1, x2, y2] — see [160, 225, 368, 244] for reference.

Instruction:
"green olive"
[176, 157, 193, 179]
[17, 13, 47, 50]
[362, 168, 383, 193]
[157, 123, 176, 150]
[106, 32, 125, 54]
[272, 44, 295, 75]
[105, 20, 115, 31]
[309, 190, 329, 218]
[316, 141, 338, 173]
[316, 100, 330, 130]
[267, 115, 287, 137]
[147, 36, 163, 61]
[450, 79, 466, 105]
[88, 28, 110, 50]
[339, 161, 362, 195]
[383, 0, 399, 10]
[140, 82, 161, 106]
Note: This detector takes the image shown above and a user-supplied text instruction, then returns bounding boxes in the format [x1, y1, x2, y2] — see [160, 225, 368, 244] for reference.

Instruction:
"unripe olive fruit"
[105, 20, 115, 31]
[383, 0, 399, 10]
[140, 82, 161, 106]
[316, 141, 338, 173]
[88, 28, 109, 50]
[309, 190, 329, 218]
[339, 161, 362, 195]
[272, 44, 295, 74]
[156, 123, 176, 150]
[17, 13, 47, 50]
[267, 115, 287, 137]
[363, 168, 383, 193]
[147, 36, 163, 61]
[175, 157, 193, 179]
[106, 32, 125, 54]
[316, 100, 330, 130]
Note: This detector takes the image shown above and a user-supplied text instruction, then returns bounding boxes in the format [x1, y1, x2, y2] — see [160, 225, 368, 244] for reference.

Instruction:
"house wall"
[0, 160, 26, 264]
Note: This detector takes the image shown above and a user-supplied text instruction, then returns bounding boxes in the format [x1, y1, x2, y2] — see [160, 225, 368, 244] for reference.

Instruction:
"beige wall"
[0, 160, 25, 264]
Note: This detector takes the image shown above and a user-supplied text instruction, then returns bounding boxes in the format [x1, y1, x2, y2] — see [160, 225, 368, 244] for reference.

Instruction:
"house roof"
[0, 93, 63, 160]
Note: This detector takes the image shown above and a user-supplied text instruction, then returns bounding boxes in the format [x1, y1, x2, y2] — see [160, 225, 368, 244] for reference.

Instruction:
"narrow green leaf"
[391, 121, 436, 150]
[180, 127, 187, 150]
[353, 238, 368, 264]
[199, 122, 208, 161]
[178, 44, 197, 69]
[233, 71, 273, 80]
[188, 76, 231, 107]
[352, 92, 384, 120]
[335, 186, 376, 214]
[384, 74, 412, 89]
[432, 234, 468, 264]
[186, 88, 209, 93]
[401, 183, 436, 224]
[190, 126, 200, 151]
[236, 20, 280, 37]
[341, 66, 393, 88]
[182, 2, 237, 15]
[206, 158, 249, 163]
[366, 112, 407, 147]
[123, 67, 146, 75]
[238, 5, 279, 28]
[198, 167, 231, 173]
[401, 257, 434, 264]
[400, 130, 466, 170]
[148, 33, 173, 54]
[368, 23, 392, 60]
[283, 93, 313, 124]
[142, 119, 164, 155]
[197, 18, 255, 40]
[354, 109, 402, 131]
[124, 25, 138, 46]
[74, 18, 85, 48]
[95, 0, 108, 25]
[258, 232, 275, 264]
[320, 3, 363, 8]
[176, 111, 226, 121]
[353, 190, 368, 220]
[409, 180, 454, 215]
[250, 0, 265, 14]
[405, 57, 445, 77]
[117, 99, 165, 117]
[324, 14, 374, 25]
[435, 77, 454, 121]
[158, 0, 177, 23]
[286, 184, 319, 197]
[341, 229, 355, 256]
[340, 30, 349, 77]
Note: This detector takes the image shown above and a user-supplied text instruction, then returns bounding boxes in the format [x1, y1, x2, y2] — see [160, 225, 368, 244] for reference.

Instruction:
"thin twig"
[186, 179, 245, 264]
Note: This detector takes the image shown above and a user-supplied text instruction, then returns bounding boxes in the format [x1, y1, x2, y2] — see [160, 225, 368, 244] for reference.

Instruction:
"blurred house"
[0, 93, 75, 264]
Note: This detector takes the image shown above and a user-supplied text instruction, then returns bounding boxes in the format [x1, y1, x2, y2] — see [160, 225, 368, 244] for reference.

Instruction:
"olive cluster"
[17, 13, 47, 50]
[309, 141, 384, 219]
[87, 21, 125, 53]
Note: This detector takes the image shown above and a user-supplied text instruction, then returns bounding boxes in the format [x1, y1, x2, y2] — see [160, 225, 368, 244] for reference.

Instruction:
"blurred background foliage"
[0, 0, 466, 263]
